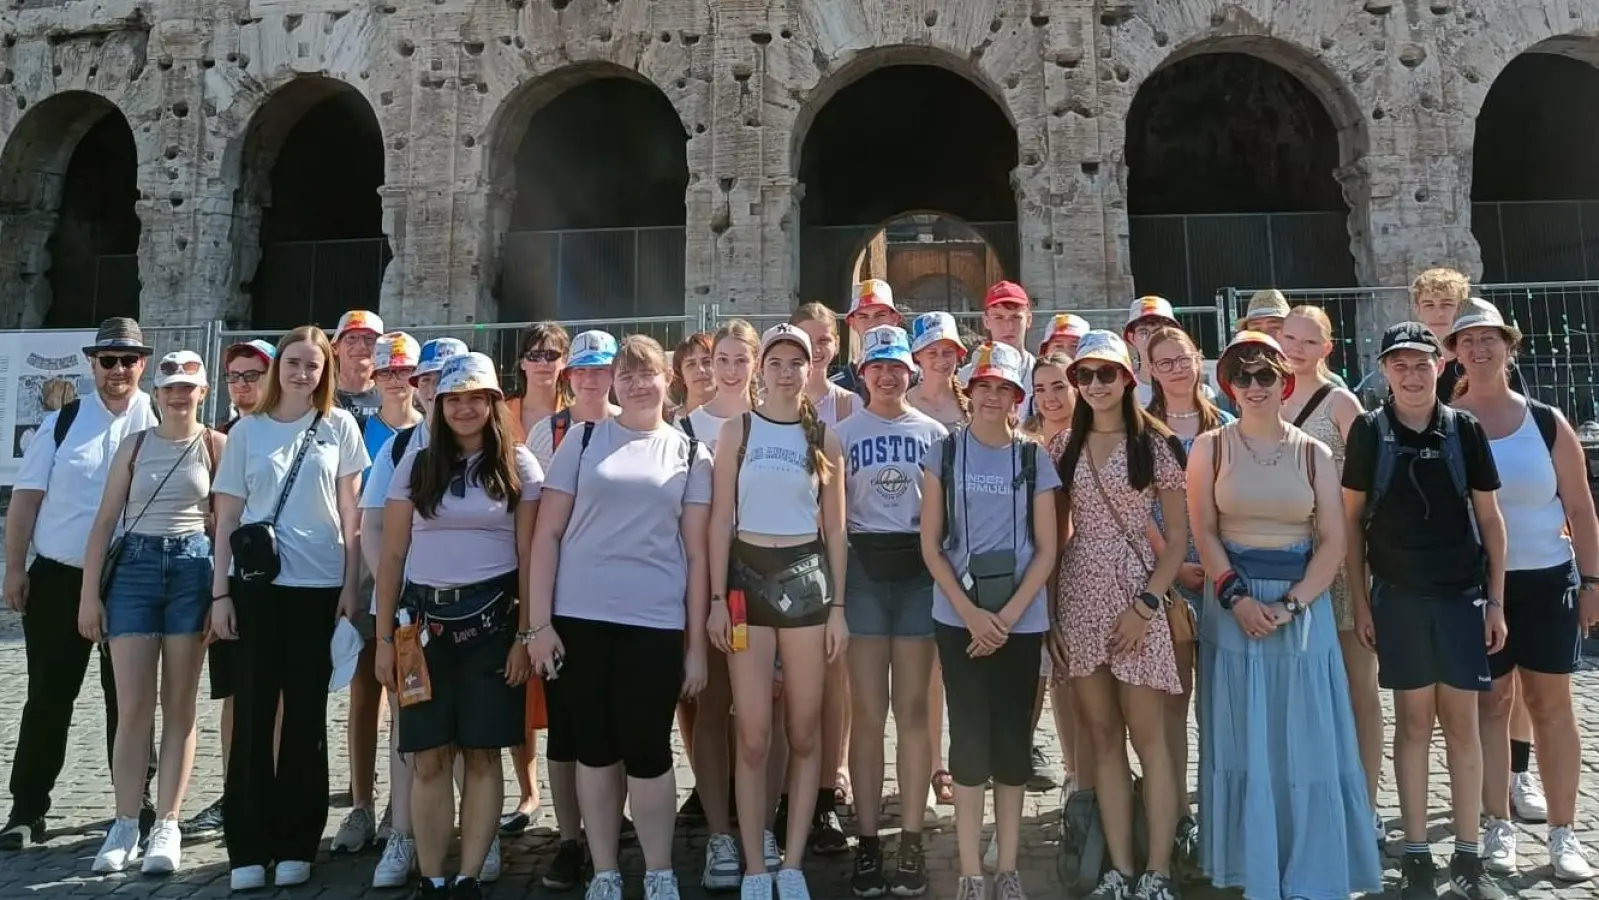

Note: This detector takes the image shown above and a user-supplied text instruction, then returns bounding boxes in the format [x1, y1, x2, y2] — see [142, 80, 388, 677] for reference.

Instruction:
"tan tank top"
[1214, 424, 1315, 548]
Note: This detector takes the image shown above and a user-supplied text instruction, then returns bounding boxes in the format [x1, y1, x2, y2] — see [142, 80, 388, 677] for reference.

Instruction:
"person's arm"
[3, 406, 63, 611]
[1145, 440, 1189, 598]
[337, 473, 362, 618]
[819, 428, 847, 607]
[1548, 411, 1599, 625]
[708, 418, 742, 606]
[374, 497, 414, 644]
[918, 466, 971, 615]
[1186, 433, 1230, 584]
[1330, 388, 1364, 440]
[79, 438, 137, 606]
[524, 488, 573, 673]
[1287, 441, 1347, 604]
[210, 494, 244, 639]
[1003, 484, 1057, 627]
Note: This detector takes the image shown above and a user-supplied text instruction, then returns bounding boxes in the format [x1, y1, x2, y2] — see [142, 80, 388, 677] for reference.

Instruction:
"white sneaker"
[141, 819, 182, 874]
[741, 871, 774, 900]
[91, 817, 141, 873]
[702, 832, 743, 890]
[775, 867, 811, 900]
[230, 864, 268, 891]
[273, 860, 312, 886]
[480, 836, 502, 883]
[331, 807, 376, 853]
[1511, 772, 1548, 822]
[983, 832, 998, 872]
[1550, 826, 1596, 882]
[372, 832, 416, 888]
[646, 868, 684, 900]
[586, 869, 624, 900]
[1482, 817, 1517, 874]
[762, 829, 782, 870]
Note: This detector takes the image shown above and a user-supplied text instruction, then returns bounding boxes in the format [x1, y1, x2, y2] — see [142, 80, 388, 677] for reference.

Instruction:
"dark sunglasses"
[1228, 368, 1280, 389]
[159, 359, 203, 376]
[1069, 365, 1122, 387]
[223, 371, 265, 385]
[96, 354, 142, 370]
[523, 349, 563, 363]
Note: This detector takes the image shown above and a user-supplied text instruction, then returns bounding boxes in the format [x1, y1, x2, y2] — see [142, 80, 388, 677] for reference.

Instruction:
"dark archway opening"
[797, 64, 1018, 312]
[43, 111, 141, 328]
[1126, 51, 1356, 363]
[245, 84, 388, 330]
[498, 76, 688, 323]
[1472, 53, 1599, 283]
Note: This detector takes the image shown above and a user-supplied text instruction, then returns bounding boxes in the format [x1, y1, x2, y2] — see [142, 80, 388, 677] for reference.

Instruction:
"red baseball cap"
[983, 281, 1030, 310]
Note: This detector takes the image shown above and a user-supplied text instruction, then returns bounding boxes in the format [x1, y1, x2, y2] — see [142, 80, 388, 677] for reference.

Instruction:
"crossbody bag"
[230, 413, 324, 583]
[1085, 437, 1194, 644]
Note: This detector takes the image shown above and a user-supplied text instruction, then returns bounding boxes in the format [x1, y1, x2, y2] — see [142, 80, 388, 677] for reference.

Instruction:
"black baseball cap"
[1377, 322, 1442, 360]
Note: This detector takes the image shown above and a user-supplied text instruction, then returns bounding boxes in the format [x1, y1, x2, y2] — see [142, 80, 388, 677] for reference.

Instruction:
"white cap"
[760, 323, 813, 359]
[329, 618, 363, 692]
[153, 350, 208, 388]
[567, 330, 618, 369]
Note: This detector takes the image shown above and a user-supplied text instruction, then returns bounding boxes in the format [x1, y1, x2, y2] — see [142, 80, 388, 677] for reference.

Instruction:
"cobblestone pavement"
[0, 611, 1595, 900]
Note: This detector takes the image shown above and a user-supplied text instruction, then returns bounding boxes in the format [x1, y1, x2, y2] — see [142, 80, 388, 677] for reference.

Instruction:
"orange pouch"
[729, 589, 749, 652]
[525, 674, 548, 731]
[395, 623, 433, 707]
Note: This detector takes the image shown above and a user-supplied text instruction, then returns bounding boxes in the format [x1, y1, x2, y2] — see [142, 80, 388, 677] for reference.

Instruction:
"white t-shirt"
[16, 391, 159, 567]
[214, 408, 370, 587]
[685, 407, 730, 452]
[526, 410, 615, 472]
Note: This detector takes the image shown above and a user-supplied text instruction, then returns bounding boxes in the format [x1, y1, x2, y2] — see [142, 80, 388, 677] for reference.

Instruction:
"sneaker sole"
[852, 885, 888, 898]
[702, 874, 742, 892]
[330, 838, 374, 855]
[889, 884, 927, 898]
[142, 858, 176, 876]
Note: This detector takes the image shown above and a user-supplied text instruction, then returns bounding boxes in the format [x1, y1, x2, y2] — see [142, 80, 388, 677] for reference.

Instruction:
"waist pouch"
[849, 532, 927, 583]
[965, 549, 1017, 614]
[404, 571, 519, 648]
[732, 546, 831, 622]
[1228, 546, 1311, 593]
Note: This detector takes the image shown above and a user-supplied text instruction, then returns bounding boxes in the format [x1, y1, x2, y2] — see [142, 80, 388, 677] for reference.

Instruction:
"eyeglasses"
[375, 368, 416, 381]
[96, 354, 142, 370]
[1228, 368, 1280, 389]
[523, 349, 563, 363]
[1152, 356, 1196, 375]
[1069, 365, 1122, 387]
[159, 359, 203, 377]
[224, 370, 264, 385]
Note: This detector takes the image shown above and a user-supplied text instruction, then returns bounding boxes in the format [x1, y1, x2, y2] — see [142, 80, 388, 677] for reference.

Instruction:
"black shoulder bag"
[231, 413, 324, 583]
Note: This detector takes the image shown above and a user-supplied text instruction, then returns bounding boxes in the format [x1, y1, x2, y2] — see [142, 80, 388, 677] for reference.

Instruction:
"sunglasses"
[159, 359, 203, 377]
[522, 349, 563, 363]
[1228, 368, 1280, 389]
[376, 368, 416, 381]
[224, 370, 264, 385]
[96, 354, 142, 370]
[1069, 365, 1122, 387]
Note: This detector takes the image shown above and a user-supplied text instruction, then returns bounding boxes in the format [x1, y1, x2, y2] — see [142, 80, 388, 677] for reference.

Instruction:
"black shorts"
[395, 580, 526, 754]
[1371, 579, 1492, 693]
[543, 616, 684, 778]
[731, 538, 832, 629]
[208, 640, 237, 700]
[1488, 560, 1581, 679]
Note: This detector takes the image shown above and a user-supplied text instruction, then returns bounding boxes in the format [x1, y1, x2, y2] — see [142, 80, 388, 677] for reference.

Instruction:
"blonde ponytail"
[798, 393, 834, 484]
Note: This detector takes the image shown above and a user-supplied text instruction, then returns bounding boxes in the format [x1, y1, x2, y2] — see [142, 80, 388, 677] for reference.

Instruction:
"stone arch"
[0, 91, 141, 329]
[226, 76, 389, 330]
[793, 55, 1019, 310]
[1123, 38, 1366, 352]
[483, 63, 689, 322]
[1470, 36, 1599, 283]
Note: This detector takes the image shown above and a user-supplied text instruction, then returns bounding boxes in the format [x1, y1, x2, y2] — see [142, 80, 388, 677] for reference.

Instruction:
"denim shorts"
[104, 532, 213, 639]
[844, 547, 934, 639]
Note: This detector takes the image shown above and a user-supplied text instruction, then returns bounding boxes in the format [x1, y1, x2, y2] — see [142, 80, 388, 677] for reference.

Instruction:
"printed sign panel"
[0, 330, 96, 485]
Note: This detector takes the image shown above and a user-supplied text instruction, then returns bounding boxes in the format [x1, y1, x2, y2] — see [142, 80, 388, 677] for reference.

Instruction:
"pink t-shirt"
[389, 445, 544, 588]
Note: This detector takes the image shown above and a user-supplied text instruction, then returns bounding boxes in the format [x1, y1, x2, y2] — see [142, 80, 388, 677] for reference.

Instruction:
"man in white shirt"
[1, 318, 161, 851]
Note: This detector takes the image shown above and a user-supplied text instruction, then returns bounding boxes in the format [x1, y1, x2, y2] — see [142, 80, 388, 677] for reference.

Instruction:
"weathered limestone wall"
[0, 0, 1594, 330]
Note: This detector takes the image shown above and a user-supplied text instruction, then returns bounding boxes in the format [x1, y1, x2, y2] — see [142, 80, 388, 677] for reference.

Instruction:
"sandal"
[931, 769, 955, 805]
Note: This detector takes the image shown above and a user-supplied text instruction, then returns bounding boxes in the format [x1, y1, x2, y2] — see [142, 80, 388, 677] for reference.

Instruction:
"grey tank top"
[124, 430, 213, 537]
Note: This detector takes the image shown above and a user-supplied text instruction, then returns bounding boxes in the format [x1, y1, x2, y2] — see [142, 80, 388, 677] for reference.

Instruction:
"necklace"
[1166, 410, 1199, 420]
[1238, 425, 1287, 466]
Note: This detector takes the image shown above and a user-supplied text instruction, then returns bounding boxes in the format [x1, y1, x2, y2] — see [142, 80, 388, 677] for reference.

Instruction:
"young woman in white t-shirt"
[374, 352, 540, 898]
[685, 319, 759, 448]
[525, 336, 713, 900]
[708, 324, 847, 900]
[209, 325, 369, 891]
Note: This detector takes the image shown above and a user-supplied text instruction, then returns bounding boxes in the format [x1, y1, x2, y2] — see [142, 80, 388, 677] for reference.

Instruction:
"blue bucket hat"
[410, 337, 469, 385]
[860, 325, 915, 369]
[567, 330, 618, 369]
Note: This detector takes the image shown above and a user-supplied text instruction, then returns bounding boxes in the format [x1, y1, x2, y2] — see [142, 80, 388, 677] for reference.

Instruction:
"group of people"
[0, 266, 1594, 900]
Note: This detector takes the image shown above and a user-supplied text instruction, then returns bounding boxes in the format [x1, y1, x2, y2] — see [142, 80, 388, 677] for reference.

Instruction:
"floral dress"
[1296, 397, 1355, 630]
[1050, 430, 1186, 694]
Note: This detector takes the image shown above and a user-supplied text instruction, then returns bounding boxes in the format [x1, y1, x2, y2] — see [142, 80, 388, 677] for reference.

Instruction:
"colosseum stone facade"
[0, 0, 1594, 346]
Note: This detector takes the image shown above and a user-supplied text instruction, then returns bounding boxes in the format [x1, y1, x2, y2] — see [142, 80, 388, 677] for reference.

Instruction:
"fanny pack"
[849, 532, 926, 584]
[231, 413, 323, 584]
[405, 572, 518, 648]
[963, 549, 1017, 614]
[733, 551, 831, 621]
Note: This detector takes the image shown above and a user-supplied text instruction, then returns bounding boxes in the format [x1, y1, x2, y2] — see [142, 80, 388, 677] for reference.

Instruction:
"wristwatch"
[1137, 591, 1162, 613]
[1281, 594, 1306, 617]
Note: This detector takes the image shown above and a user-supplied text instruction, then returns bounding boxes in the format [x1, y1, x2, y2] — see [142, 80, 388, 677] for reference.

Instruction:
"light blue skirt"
[1196, 540, 1382, 900]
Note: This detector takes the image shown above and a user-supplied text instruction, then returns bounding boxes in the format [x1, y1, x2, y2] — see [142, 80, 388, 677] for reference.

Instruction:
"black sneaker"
[1173, 815, 1200, 882]
[1026, 746, 1057, 792]
[542, 839, 587, 891]
[891, 835, 927, 897]
[412, 880, 450, 900]
[451, 877, 483, 900]
[180, 798, 225, 837]
[0, 816, 44, 851]
[1447, 852, 1506, 900]
[619, 814, 638, 844]
[851, 838, 887, 898]
[678, 788, 706, 826]
[1400, 852, 1439, 900]
[809, 791, 849, 856]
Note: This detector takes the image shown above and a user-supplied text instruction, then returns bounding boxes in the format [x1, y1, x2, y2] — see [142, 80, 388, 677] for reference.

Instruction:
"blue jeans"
[103, 533, 213, 638]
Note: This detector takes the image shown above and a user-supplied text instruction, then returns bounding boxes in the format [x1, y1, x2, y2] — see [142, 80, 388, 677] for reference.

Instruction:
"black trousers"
[223, 579, 338, 868]
[8, 556, 154, 822]
[935, 624, 1042, 788]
